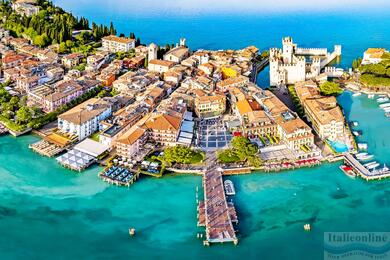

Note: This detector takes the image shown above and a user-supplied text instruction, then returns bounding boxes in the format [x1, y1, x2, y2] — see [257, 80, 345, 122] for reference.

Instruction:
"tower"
[180, 38, 186, 47]
[282, 37, 294, 64]
[334, 45, 342, 56]
[148, 43, 158, 62]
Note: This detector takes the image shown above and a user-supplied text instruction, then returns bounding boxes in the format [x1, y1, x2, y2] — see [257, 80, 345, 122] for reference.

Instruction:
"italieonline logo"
[324, 232, 390, 259]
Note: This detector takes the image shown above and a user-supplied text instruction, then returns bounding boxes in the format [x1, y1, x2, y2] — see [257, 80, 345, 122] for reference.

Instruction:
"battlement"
[296, 47, 328, 56]
[282, 36, 293, 43]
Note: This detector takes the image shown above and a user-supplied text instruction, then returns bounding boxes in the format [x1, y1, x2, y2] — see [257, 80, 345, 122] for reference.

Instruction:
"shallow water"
[0, 92, 390, 259]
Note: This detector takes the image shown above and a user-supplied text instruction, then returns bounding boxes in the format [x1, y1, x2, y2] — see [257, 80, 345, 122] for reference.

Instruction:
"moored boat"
[379, 103, 390, 109]
[224, 180, 236, 196]
[366, 163, 380, 170]
[351, 121, 359, 127]
[377, 97, 389, 103]
[386, 112, 390, 118]
[339, 165, 356, 178]
[352, 92, 361, 97]
[358, 154, 374, 161]
[368, 94, 375, 99]
[358, 143, 368, 151]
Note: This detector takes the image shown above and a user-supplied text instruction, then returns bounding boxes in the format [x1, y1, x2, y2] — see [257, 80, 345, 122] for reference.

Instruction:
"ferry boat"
[358, 143, 368, 151]
[339, 165, 356, 178]
[377, 97, 389, 103]
[352, 92, 361, 97]
[379, 103, 390, 109]
[224, 180, 236, 196]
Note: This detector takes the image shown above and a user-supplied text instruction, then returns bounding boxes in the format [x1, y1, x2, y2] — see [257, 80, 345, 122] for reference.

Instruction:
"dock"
[344, 153, 390, 180]
[200, 164, 238, 245]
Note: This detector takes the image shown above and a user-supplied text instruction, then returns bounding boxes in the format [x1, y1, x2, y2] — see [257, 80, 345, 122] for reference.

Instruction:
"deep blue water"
[55, 1, 390, 86]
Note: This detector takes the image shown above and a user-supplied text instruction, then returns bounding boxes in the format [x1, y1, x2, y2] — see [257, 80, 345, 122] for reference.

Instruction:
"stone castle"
[269, 37, 342, 87]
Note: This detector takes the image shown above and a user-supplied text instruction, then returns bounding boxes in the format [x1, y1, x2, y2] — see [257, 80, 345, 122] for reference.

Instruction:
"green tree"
[33, 33, 49, 47]
[16, 106, 32, 124]
[319, 81, 343, 96]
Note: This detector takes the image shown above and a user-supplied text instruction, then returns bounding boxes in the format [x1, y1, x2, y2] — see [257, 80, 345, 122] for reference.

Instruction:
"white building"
[12, 1, 39, 17]
[102, 35, 135, 53]
[58, 98, 112, 141]
[362, 48, 387, 65]
[270, 37, 341, 87]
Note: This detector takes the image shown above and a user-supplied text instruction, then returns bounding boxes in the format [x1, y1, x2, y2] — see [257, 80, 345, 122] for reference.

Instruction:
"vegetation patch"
[319, 81, 343, 96]
[216, 136, 262, 167]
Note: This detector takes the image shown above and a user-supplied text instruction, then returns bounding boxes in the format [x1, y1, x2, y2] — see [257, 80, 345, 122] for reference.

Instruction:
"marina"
[344, 154, 390, 180]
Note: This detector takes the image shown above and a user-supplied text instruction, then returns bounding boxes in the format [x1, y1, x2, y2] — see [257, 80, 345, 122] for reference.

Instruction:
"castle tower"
[334, 45, 342, 56]
[180, 38, 186, 47]
[148, 43, 158, 62]
[296, 56, 306, 82]
[311, 57, 321, 76]
[282, 37, 294, 64]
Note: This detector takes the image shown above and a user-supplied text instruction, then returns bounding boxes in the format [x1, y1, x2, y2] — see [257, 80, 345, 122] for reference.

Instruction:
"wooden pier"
[200, 163, 238, 245]
[344, 153, 390, 180]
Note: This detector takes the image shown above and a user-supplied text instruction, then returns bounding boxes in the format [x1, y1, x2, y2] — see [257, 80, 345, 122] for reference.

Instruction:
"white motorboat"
[364, 161, 378, 167]
[379, 103, 390, 109]
[377, 97, 389, 103]
[224, 180, 236, 196]
[353, 92, 361, 97]
[358, 143, 368, 151]
[367, 163, 380, 170]
[358, 154, 374, 161]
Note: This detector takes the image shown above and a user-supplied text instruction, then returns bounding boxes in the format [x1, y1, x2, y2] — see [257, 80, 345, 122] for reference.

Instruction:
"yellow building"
[195, 94, 226, 119]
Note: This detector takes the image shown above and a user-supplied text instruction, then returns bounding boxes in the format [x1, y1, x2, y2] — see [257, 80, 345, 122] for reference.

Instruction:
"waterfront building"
[194, 94, 226, 119]
[116, 124, 148, 159]
[58, 98, 112, 141]
[102, 35, 135, 53]
[294, 81, 346, 141]
[269, 37, 341, 87]
[361, 48, 388, 65]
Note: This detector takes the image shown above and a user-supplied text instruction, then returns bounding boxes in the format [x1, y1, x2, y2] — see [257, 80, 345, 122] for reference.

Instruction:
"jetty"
[343, 154, 390, 180]
[199, 163, 238, 245]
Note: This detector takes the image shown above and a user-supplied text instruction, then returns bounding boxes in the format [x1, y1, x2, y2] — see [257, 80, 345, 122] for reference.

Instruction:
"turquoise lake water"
[2, 2, 390, 259]
[1, 93, 389, 259]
